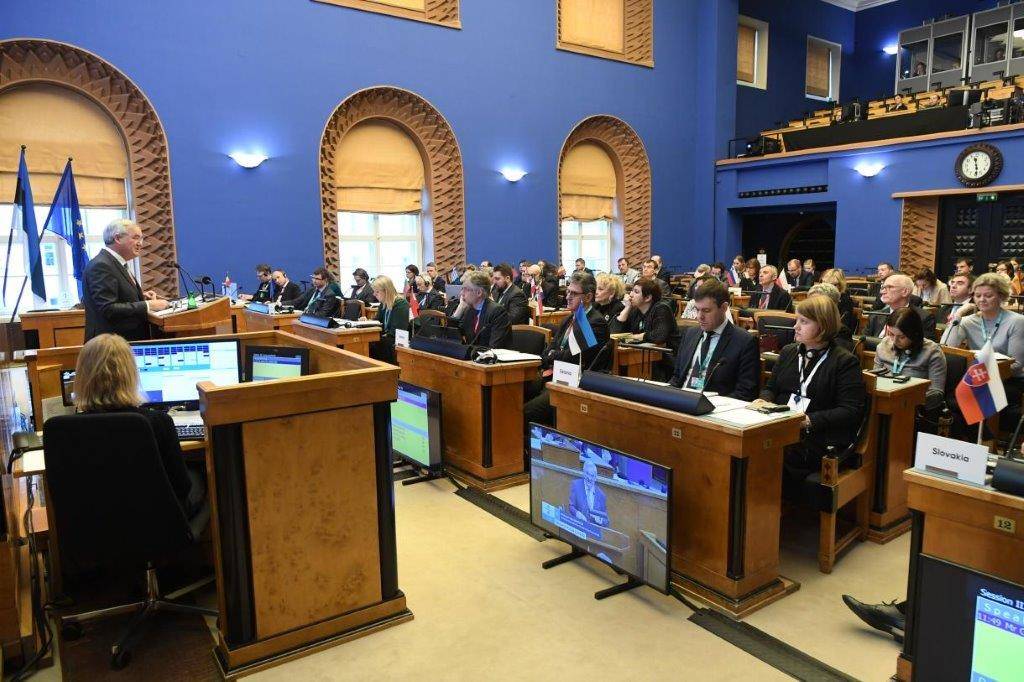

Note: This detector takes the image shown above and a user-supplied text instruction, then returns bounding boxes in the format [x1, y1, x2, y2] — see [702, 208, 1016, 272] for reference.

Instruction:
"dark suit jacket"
[669, 323, 759, 400]
[274, 280, 300, 303]
[784, 272, 814, 290]
[252, 280, 273, 302]
[432, 275, 447, 293]
[490, 284, 531, 325]
[285, 283, 342, 317]
[749, 287, 793, 312]
[837, 291, 858, 333]
[82, 249, 151, 341]
[541, 277, 561, 308]
[457, 299, 511, 349]
[414, 290, 444, 312]
[865, 304, 936, 339]
[542, 307, 610, 371]
[568, 478, 608, 526]
[350, 283, 376, 306]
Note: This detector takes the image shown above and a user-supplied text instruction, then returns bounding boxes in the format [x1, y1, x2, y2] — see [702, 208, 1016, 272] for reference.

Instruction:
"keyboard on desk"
[174, 423, 205, 441]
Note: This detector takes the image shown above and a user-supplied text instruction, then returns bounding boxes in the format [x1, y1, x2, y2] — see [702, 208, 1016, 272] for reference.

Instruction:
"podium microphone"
[172, 261, 199, 299]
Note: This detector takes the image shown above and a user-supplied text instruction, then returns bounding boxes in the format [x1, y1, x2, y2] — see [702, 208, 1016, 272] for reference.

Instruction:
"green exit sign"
[977, 192, 999, 202]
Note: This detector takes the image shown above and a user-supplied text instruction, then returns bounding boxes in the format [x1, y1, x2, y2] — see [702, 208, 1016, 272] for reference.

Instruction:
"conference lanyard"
[382, 306, 391, 329]
[790, 350, 829, 411]
[495, 287, 508, 307]
[891, 351, 909, 376]
[689, 332, 715, 383]
[982, 310, 1004, 344]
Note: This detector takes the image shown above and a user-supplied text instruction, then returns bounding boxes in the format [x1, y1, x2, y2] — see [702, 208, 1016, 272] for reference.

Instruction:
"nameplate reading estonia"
[914, 432, 988, 486]
[552, 361, 580, 388]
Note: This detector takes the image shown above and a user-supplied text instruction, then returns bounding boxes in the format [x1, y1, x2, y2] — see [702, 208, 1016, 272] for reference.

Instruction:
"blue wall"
[3, 0, 722, 284]
[735, 0, 855, 139]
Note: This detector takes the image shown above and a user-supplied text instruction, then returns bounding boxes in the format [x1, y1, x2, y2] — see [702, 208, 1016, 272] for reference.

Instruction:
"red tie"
[474, 311, 481, 334]
[759, 292, 769, 309]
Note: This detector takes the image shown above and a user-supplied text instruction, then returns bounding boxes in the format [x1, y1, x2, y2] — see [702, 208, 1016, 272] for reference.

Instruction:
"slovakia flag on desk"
[955, 341, 1008, 424]
[567, 305, 598, 357]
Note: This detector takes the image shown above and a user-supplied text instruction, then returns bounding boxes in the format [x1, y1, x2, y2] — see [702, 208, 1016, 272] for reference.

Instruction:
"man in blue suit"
[568, 461, 609, 527]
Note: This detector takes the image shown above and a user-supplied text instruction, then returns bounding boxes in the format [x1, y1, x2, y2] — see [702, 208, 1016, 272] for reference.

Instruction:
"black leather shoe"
[842, 595, 905, 643]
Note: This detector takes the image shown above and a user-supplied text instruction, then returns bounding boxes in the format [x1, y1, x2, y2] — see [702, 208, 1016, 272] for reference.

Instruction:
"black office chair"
[510, 325, 549, 356]
[43, 413, 215, 670]
[341, 298, 364, 321]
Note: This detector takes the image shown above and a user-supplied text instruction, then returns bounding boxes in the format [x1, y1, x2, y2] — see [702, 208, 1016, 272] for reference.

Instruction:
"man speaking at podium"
[83, 219, 169, 341]
[568, 461, 609, 527]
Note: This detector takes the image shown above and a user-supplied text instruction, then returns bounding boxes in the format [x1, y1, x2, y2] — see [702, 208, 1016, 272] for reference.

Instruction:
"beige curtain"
[737, 24, 756, 83]
[374, 0, 425, 9]
[0, 83, 128, 207]
[335, 120, 425, 214]
[560, 0, 624, 53]
[560, 142, 616, 221]
[806, 41, 831, 98]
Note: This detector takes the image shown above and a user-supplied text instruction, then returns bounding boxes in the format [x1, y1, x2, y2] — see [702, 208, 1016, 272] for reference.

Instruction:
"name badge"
[552, 360, 581, 388]
[786, 393, 807, 414]
[688, 376, 705, 391]
[395, 329, 410, 348]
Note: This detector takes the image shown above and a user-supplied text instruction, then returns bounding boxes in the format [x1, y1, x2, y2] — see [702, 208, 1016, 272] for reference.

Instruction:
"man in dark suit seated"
[489, 263, 531, 325]
[424, 262, 446, 293]
[82, 219, 170, 341]
[449, 270, 512, 348]
[568, 461, 609, 527]
[782, 259, 813, 290]
[240, 263, 274, 302]
[749, 265, 793, 312]
[869, 262, 896, 304]
[283, 267, 342, 318]
[573, 258, 594, 277]
[670, 279, 759, 400]
[514, 260, 532, 297]
[641, 259, 671, 298]
[270, 268, 301, 303]
[652, 254, 672, 284]
[866, 274, 935, 339]
[349, 268, 376, 306]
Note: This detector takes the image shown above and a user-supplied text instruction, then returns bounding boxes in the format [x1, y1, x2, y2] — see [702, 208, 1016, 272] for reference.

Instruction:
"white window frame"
[560, 218, 612, 275]
[805, 35, 842, 102]
[337, 211, 422, 287]
[738, 15, 769, 90]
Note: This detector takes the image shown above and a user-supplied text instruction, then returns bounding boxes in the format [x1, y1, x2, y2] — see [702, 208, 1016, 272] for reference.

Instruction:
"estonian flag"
[42, 160, 88, 298]
[567, 304, 598, 357]
[2, 148, 46, 304]
[955, 340, 1008, 424]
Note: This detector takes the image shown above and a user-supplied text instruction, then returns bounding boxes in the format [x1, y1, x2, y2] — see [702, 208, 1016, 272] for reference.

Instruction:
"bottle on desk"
[187, 291, 197, 310]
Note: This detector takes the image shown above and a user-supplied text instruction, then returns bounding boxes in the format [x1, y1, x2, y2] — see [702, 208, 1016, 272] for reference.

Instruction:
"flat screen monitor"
[528, 424, 671, 593]
[131, 339, 241, 408]
[912, 556, 1024, 681]
[390, 381, 443, 469]
[245, 345, 310, 382]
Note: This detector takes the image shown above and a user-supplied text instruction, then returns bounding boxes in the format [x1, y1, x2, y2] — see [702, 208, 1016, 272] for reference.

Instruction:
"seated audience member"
[728, 255, 745, 286]
[688, 264, 711, 298]
[995, 260, 1024, 296]
[450, 270, 512, 348]
[283, 267, 342, 317]
[803, 259, 819, 284]
[523, 271, 610, 428]
[490, 262, 531, 325]
[652, 254, 672, 283]
[944, 272, 1024, 406]
[874, 307, 946, 411]
[616, 257, 639, 286]
[594, 273, 625, 326]
[74, 333, 206, 521]
[866, 274, 935, 340]
[425, 262, 446, 293]
[709, 262, 729, 283]
[616, 277, 680, 381]
[365, 275, 409, 364]
[349, 268, 376, 305]
[887, 94, 909, 112]
[807, 282, 854, 350]
[514, 260, 532, 297]
[938, 272, 974, 343]
[555, 265, 567, 283]
[738, 258, 760, 291]
[241, 263, 274, 302]
[669, 279, 758, 400]
[954, 257, 973, 278]
[751, 296, 866, 499]
[642, 259, 671, 297]
[412, 275, 444, 312]
[526, 264, 544, 302]
[540, 262, 562, 307]
[820, 268, 857, 333]
[869, 262, 896, 303]
[270, 269, 300, 303]
[574, 258, 594, 276]
[781, 259, 813, 290]
[403, 265, 419, 298]
[480, 259, 492, 269]
[568, 461, 609, 527]
[912, 267, 951, 304]
[750, 265, 793, 311]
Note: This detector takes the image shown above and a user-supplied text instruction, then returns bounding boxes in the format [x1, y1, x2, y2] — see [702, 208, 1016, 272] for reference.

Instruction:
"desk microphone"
[172, 261, 200, 300]
[699, 358, 728, 398]
[585, 341, 613, 372]
[468, 314, 493, 348]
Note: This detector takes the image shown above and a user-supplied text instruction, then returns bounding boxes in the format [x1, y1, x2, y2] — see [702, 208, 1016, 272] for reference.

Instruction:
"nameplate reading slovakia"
[395, 329, 410, 348]
[915, 432, 988, 486]
[552, 361, 580, 388]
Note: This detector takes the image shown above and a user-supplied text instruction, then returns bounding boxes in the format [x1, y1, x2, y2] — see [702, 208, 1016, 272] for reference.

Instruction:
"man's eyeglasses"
[566, 290, 584, 299]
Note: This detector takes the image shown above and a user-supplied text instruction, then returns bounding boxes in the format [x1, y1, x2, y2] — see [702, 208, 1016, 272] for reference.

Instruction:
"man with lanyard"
[489, 263, 530, 325]
[669, 279, 759, 400]
[282, 267, 341, 318]
[450, 270, 512, 348]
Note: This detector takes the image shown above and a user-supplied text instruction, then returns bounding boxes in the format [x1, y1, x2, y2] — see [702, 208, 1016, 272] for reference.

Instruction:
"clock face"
[961, 151, 992, 180]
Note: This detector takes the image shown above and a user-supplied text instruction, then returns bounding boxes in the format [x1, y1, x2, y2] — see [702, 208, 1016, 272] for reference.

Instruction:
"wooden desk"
[537, 309, 571, 328]
[611, 339, 664, 379]
[241, 308, 300, 333]
[866, 375, 930, 543]
[230, 302, 248, 333]
[897, 471, 1024, 681]
[548, 383, 805, 618]
[19, 309, 85, 349]
[290, 321, 381, 357]
[396, 346, 540, 490]
[149, 296, 232, 337]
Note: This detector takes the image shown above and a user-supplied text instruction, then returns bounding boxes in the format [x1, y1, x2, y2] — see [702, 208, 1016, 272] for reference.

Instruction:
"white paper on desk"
[22, 449, 44, 474]
[491, 348, 541, 362]
[712, 408, 782, 426]
[707, 395, 749, 413]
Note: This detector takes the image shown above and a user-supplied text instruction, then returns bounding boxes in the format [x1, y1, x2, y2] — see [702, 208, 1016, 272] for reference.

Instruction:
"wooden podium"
[19, 309, 85, 349]
[242, 308, 300, 333]
[548, 383, 805, 618]
[148, 296, 231, 337]
[396, 346, 540, 490]
[290, 321, 381, 357]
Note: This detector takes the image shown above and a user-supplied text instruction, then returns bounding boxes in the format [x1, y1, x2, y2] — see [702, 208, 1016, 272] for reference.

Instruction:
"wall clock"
[955, 143, 1003, 188]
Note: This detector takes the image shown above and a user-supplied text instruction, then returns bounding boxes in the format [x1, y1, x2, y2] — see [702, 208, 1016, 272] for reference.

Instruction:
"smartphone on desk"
[756, 405, 790, 414]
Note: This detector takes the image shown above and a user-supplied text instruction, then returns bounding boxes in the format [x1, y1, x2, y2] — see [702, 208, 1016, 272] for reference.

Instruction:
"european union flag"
[42, 160, 87, 298]
[2, 147, 45, 305]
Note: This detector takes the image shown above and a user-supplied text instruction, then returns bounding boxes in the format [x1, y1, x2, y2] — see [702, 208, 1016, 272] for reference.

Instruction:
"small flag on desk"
[567, 305, 598, 357]
[409, 293, 419, 318]
[955, 340, 1008, 425]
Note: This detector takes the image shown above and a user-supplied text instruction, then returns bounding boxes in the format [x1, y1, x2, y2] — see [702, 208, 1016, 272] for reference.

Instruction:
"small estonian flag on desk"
[955, 340, 1007, 425]
[567, 304, 598, 357]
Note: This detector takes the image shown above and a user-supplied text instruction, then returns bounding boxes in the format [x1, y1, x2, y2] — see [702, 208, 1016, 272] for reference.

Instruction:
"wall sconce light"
[229, 152, 268, 169]
[500, 168, 527, 182]
[883, 45, 898, 56]
[855, 162, 885, 178]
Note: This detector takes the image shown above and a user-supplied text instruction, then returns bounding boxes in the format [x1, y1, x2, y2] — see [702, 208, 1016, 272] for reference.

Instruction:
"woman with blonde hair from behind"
[74, 334, 205, 518]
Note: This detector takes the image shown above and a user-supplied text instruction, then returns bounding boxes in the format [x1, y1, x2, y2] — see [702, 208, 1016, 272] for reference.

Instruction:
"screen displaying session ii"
[390, 382, 441, 468]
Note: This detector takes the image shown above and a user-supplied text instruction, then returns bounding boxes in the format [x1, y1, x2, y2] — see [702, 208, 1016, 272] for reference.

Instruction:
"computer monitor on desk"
[245, 345, 309, 382]
[131, 339, 241, 408]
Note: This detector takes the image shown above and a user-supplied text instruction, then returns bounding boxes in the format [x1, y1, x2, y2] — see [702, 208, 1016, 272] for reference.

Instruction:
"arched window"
[559, 142, 617, 274]
[334, 120, 427, 285]
[0, 83, 130, 312]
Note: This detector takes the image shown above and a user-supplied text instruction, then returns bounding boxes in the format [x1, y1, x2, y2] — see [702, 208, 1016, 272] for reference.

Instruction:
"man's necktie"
[759, 292, 769, 310]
